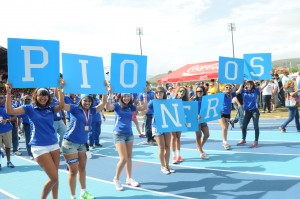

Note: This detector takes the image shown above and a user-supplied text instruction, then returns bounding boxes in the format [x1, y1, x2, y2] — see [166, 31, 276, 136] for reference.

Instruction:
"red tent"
[157, 61, 218, 83]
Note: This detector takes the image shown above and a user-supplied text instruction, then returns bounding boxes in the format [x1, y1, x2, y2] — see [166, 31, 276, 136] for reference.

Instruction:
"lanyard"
[82, 109, 90, 126]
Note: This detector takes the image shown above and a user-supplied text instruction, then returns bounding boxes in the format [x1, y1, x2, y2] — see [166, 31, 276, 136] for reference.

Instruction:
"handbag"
[285, 94, 298, 107]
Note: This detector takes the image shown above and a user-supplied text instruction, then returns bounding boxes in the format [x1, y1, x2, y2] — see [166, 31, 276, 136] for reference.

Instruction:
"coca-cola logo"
[182, 62, 218, 76]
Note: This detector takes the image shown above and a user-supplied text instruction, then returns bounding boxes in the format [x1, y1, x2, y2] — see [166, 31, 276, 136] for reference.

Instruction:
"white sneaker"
[113, 177, 124, 191]
[126, 178, 140, 187]
[167, 166, 175, 173]
[200, 153, 209, 160]
[161, 167, 171, 174]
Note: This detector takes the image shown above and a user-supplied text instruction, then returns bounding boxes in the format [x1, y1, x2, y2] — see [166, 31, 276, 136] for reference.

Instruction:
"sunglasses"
[196, 90, 203, 93]
[179, 90, 185, 93]
[155, 91, 164, 94]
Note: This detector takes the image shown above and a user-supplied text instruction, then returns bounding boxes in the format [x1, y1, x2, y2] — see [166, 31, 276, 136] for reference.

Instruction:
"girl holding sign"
[171, 86, 189, 164]
[61, 84, 108, 199]
[148, 87, 175, 174]
[193, 86, 210, 159]
[218, 84, 240, 150]
[5, 80, 65, 199]
[236, 80, 269, 148]
[106, 92, 148, 191]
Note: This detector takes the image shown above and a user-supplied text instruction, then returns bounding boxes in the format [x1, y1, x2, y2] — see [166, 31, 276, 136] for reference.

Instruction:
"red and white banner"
[158, 61, 218, 83]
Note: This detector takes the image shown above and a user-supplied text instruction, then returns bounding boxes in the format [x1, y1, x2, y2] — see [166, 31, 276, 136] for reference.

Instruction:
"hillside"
[148, 58, 300, 84]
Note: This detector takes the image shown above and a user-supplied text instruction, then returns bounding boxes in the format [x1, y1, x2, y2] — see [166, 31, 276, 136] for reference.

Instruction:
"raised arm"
[54, 78, 65, 112]
[259, 80, 270, 91]
[105, 84, 115, 111]
[95, 81, 109, 113]
[235, 84, 243, 94]
[137, 93, 148, 112]
[5, 81, 25, 115]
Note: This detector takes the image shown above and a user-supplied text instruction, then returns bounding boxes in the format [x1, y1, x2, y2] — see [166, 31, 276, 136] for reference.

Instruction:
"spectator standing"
[89, 94, 105, 148]
[17, 95, 33, 159]
[261, 80, 273, 113]
[207, 80, 217, 95]
[279, 80, 300, 132]
[139, 81, 155, 145]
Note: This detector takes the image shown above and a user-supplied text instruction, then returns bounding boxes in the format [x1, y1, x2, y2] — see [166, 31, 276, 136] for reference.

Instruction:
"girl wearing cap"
[193, 86, 210, 158]
[106, 91, 148, 191]
[148, 87, 175, 174]
[61, 83, 108, 199]
[171, 86, 189, 164]
[218, 84, 240, 150]
[236, 80, 269, 148]
[5, 79, 65, 199]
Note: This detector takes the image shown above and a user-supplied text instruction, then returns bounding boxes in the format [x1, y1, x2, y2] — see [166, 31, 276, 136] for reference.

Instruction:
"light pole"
[136, 27, 143, 55]
[227, 23, 236, 58]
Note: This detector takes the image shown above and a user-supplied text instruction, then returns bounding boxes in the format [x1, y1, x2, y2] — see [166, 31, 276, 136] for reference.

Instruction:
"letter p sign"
[8, 38, 60, 88]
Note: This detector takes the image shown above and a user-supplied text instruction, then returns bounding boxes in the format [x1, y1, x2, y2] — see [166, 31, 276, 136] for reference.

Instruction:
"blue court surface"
[1, 115, 300, 199]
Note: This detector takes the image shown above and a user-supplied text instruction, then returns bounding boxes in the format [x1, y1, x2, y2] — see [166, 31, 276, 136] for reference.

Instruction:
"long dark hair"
[194, 86, 206, 101]
[119, 94, 134, 110]
[32, 88, 52, 107]
[176, 86, 189, 101]
[155, 87, 167, 99]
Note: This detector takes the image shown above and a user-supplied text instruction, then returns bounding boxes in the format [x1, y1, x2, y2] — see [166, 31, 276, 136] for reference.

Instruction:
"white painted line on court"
[93, 153, 300, 179]
[0, 189, 20, 199]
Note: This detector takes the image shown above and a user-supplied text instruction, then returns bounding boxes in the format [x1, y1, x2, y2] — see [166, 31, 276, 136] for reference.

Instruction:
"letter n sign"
[153, 99, 187, 133]
[8, 38, 60, 88]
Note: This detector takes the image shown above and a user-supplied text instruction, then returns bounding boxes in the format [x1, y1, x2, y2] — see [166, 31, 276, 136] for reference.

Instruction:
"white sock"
[176, 150, 180, 156]
[71, 196, 76, 199]
[81, 189, 86, 194]
[172, 151, 177, 157]
[223, 140, 227, 145]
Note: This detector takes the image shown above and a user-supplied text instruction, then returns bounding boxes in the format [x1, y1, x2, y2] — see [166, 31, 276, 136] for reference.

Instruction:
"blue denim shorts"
[62, 139, 87, 155]
[113, 131, 134, 144]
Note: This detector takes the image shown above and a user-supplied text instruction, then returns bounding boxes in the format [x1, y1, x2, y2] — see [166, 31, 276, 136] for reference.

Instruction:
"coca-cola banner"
[158, 61, 218, 83]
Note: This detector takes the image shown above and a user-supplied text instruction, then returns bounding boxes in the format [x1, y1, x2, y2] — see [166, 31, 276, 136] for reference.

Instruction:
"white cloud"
[1, 0, 299, 76]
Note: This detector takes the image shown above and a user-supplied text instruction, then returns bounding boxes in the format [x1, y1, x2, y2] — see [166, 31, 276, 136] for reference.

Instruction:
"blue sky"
[1, 0, 300, 76]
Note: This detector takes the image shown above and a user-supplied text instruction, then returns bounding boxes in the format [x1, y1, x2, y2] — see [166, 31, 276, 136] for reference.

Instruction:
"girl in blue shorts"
[193, 86, 210, 159]
[148, 87, 175, 174]
[5, 80, 65, 199]
[62, 83, 108, 199]
[218, 84, 240, 150]
[106, 92, 148, 191]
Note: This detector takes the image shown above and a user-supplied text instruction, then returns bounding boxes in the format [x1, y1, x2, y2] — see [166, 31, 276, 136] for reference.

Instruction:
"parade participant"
[218, 84, 240, 150]
[106, 91, 148, 191]
[5, 79, 65, 199]
[62, 82, 108, 199]
[193, 86, 210, 159]
[236, 80, 269, 148]
[148, 87, 175, 174]
[171, 86, 189, 164]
